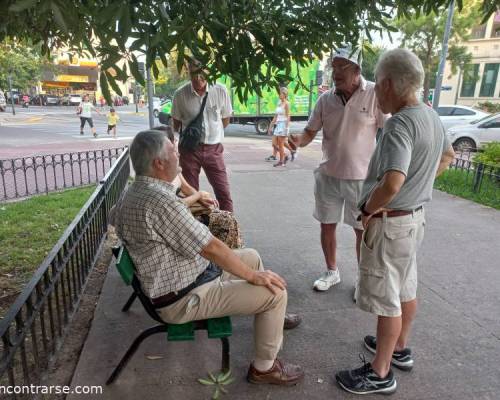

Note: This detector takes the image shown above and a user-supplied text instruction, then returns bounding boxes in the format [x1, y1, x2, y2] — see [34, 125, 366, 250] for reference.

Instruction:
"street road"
[0, 105, 321, 159]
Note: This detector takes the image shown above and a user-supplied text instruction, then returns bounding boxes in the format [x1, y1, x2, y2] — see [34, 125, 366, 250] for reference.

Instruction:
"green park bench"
[106, 246, 232, 385]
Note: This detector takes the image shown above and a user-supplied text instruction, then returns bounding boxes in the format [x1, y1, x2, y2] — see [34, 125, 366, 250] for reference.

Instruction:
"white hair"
[130, 130, 168, 176]
[375, 48, 424, 98]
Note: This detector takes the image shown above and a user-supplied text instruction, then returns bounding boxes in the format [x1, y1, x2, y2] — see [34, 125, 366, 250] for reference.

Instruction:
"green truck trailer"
[224, 60, 323, 134]
[158, 60, 324, 134]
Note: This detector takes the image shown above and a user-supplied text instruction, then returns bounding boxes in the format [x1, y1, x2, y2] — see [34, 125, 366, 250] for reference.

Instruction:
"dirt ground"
[41, 230, 119, 399]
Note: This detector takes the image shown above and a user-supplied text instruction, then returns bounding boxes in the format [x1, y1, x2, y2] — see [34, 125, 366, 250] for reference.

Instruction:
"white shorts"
[313, 168, 363, 229]
[356, 209, 425, 317]
[273, 121, 288, 137]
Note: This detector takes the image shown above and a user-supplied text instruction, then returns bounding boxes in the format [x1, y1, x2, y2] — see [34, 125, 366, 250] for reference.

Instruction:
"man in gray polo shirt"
[335, 49, 455, 395]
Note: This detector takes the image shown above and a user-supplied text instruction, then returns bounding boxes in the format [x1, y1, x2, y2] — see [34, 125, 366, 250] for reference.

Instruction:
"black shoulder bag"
[179, 93, 208, 152]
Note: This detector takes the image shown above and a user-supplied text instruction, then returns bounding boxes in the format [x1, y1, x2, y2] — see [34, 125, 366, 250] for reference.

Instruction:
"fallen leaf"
[145, 355, 164, 360]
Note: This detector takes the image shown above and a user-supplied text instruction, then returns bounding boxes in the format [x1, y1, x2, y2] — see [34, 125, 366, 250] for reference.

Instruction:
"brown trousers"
[179, 143, 233, 212]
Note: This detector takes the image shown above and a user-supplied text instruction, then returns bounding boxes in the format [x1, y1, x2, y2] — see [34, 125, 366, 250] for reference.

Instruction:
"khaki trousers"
[157, 248, 287, 361]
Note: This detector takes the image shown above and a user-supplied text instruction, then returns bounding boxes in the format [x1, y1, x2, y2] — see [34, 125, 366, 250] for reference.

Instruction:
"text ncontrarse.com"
[0, 385, 103, 395]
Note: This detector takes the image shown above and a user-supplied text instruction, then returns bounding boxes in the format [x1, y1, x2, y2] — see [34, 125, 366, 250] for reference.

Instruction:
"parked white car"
[152, 97, 162, 118]
[61, 94, 82, 106]
[437, 105, 489, 131]
[446, 112, 500, 151]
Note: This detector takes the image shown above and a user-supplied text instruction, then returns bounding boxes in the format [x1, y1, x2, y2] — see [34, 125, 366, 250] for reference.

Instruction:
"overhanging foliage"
[1, 0, 498, 101]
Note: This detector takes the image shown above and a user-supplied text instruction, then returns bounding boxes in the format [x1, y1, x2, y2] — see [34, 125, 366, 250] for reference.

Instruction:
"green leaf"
[208, 372, 217, 382]
[129, 54, 145, 85]
[105, 71, 123, 96]
[212, 387, 220, 400]
[218, 369, 232, 383]
[51, 2, 68, 33]
[9, 0, 37, 12]
[99, 72, 112, 105]
[221, 377, 235, 385]
[198, 378, 215, 386]
[176, 46, 185, 73]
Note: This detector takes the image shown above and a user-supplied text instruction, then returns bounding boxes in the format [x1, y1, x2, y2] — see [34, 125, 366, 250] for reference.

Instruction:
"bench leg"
[220, 337, 230, 372]
[121, 292, 137, 312]
[106, 325, 168, 385]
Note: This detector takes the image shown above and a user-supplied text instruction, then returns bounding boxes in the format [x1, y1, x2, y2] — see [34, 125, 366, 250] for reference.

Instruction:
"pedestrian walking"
[77, 94, 100, 137]
[106, 108, 120, 138]
[290, 46, 388, 293]
[266, 87, 297, 167]
[335, 48, 455, 396]
[171, 58, 234, 212]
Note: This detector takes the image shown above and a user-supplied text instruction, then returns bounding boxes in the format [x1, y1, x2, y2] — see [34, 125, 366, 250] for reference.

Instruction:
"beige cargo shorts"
[356, 208, 425, 317]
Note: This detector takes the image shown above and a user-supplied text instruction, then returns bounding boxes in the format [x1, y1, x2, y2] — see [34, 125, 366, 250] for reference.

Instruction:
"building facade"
[39, 50, 134, 103]
[441, 11, 500, 106]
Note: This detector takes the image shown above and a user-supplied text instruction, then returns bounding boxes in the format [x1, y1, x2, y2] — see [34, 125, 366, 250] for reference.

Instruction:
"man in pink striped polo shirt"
[291, 46, 388, 294]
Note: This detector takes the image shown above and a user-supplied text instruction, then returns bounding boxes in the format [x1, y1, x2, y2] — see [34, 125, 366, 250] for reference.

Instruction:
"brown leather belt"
[372, 206, 423, 218]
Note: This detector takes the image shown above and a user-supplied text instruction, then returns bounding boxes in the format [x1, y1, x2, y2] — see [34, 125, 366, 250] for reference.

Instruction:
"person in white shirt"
[171, 60, 234, 212]
[77, 94, 100, 137]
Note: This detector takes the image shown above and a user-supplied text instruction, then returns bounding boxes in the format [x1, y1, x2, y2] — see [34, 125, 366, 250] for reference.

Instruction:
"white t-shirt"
[171, 83, 232, 145]
[80, 101, 95, 118]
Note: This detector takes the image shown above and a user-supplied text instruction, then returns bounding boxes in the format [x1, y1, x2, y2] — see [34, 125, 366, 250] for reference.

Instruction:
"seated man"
[111, 129, 304, 386]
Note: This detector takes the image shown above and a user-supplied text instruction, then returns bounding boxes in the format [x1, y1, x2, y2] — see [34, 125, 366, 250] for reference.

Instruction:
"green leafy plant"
[477, 101, 500, 114]
[475, 141, 500, 166]
[198, 369, 235, 400]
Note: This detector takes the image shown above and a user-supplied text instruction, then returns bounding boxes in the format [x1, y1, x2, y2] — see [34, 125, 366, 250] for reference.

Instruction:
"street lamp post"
[433, 0, 455, 110]
[8, 74, 15, 116]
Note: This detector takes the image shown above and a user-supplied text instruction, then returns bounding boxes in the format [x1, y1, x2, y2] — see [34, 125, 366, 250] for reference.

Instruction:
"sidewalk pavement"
[68, 138, 500, 400]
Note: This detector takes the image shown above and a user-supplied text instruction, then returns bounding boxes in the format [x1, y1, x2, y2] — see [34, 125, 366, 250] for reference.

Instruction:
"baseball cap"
[332, 45, 362, 67]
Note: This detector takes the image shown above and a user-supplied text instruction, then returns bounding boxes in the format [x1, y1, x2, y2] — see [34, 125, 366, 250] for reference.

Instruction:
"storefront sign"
[56, 75, 89, 83]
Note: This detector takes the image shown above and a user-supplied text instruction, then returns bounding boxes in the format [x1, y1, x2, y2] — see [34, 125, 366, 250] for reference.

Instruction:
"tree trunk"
[423, 72, 431, 103]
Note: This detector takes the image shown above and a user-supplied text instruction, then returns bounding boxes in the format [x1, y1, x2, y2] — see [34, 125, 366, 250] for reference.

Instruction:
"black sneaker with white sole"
[364, 335, 414, 371]
[336, 362, 397, 395]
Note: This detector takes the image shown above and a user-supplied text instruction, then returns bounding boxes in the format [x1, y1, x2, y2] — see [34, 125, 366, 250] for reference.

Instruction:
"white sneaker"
[313, 269, 341, 291]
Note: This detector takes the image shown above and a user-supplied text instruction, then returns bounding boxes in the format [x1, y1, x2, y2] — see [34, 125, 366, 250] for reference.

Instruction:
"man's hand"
[361, 214, 372, 230]
[198, 191, 216, 208]
[289, 134, 301, 146]
[248, 270, 287, 295]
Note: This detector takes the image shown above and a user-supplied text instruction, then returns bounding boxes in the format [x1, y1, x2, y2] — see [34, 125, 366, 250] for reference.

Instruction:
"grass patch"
[0, 186, 96, 309]
[434, 168, 500, 210]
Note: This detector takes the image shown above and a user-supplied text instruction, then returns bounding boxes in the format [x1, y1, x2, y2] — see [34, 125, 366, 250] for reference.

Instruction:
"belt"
[151, 262, 222, 309]
[371, 206, 423, 218]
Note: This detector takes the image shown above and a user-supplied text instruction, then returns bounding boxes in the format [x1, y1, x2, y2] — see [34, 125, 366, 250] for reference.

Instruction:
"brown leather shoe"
[284, 313, 302, 330]
[247, 359, 304, 386]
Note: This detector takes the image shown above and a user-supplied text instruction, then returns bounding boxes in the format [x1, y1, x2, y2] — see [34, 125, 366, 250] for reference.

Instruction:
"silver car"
[446, 112, 500, 151]
[437, 105, 489, 131]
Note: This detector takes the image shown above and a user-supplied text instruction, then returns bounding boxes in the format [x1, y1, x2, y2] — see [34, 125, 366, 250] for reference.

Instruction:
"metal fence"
[0, 148, 126, 202]
[448, 151, 500, 203]
[0, 147, 130, 398]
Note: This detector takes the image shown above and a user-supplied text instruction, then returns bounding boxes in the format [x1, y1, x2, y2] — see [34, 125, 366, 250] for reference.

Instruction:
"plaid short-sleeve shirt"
[111, 175, 212, 299]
